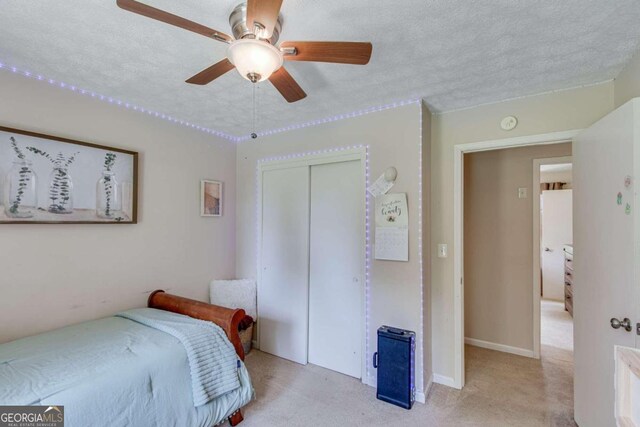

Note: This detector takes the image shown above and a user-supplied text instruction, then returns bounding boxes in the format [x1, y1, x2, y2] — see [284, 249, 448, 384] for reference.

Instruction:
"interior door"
[308, 160, 363, 378]
[259, 166, 310, 365]
[573, 99, 639, 426]
[541, 189, 573, 301]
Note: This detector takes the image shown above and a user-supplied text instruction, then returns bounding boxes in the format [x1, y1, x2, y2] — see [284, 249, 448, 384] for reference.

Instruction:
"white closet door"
[308, 160, 363, 378]
[259, 166, 310, 365]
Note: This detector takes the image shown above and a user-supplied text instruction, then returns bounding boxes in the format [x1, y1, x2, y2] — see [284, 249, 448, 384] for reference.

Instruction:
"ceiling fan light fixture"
[117, 0, 372, 103]
[227, 39, 283, 83]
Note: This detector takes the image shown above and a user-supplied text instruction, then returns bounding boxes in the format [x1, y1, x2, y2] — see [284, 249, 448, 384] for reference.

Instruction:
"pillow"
[210, 279, 257, 320]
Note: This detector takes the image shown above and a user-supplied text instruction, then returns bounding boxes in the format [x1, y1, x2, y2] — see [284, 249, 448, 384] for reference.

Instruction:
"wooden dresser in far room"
[563, 245, 573, 316]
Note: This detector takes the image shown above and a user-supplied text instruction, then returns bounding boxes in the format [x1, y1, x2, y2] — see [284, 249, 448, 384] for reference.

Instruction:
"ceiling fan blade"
[246, 0, 283, 38]
[269, 67, 307, 103]
[186, 59, 235, 85]
[280, 41, 372, 65]
[116, 0, 233, 43]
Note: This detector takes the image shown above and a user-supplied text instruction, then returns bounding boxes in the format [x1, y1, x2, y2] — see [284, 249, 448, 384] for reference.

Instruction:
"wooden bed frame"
[148, 290, 247, 426]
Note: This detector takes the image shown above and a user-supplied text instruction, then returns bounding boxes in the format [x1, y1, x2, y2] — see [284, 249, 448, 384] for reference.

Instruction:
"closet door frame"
[257, 146, 368, 382]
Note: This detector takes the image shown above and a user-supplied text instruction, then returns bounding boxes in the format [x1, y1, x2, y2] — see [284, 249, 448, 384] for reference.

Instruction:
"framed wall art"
[201, 180, 222, 217]
[0, 126, 138, 224]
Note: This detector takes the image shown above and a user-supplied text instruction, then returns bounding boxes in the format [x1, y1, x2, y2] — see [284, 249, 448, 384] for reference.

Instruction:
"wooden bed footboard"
[148, 290, 246, 360]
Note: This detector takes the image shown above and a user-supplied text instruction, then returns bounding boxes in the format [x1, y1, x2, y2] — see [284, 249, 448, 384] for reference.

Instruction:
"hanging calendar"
[375, 193, 409, 261]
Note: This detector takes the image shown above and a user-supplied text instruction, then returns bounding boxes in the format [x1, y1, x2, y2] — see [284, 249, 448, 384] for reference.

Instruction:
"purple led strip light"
[365, 146, 371, 383]
[417, 102, 424, 397]
[1, 60, 419, 144]
[238, 99, 421, 142]
[0, 61, 238, 142]
[411, 334, 416, 401]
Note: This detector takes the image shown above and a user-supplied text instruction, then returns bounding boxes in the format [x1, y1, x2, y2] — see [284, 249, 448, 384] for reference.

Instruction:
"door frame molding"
[452, 129, 581, 389]
[532, 155, 573, 358]
[257, 146, 369, 383]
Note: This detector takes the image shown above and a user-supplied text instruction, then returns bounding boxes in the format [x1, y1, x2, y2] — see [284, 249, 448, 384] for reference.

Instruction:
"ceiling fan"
[116, 0, 373, 103]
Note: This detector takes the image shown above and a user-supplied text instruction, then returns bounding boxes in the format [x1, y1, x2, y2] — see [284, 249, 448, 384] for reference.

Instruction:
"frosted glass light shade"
[227, 39, 284, 83]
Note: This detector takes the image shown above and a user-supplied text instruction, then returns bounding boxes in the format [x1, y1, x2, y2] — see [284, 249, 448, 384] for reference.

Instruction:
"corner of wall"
[421, 100, 433, 389]
[614, 47, 640, 108]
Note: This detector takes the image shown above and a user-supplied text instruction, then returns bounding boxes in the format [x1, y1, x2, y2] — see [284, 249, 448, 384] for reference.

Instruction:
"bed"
[0, 290, 253, 427]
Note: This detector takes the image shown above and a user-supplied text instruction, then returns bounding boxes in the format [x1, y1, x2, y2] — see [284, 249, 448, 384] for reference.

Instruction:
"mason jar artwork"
[96, 170, 122, 218]
[47, 166, 74, 214]
[4, 137, 38, 218]
[4, 159, 38, 218]
[26, 147, 79, 215]
[2, 130, 137, 224]
[96, 152, 121, 219]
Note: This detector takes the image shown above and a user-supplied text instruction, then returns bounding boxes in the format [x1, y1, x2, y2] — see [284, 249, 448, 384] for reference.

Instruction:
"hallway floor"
[541, 299, 574, 357]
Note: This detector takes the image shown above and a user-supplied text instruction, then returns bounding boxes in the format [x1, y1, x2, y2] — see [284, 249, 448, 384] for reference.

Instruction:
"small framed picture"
[201, 180, 222, 217]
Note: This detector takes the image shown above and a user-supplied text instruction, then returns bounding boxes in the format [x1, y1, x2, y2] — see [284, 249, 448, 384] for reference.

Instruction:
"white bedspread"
[0, 313, 254, 427]
[116, 308, 241, 406]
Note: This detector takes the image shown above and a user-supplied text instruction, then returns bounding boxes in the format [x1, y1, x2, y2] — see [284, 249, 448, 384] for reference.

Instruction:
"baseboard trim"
[465, 337, 535, 358]
[424, 374, 433, 394]
[415, 391, 426, 404]
[432, 374, 457, 388]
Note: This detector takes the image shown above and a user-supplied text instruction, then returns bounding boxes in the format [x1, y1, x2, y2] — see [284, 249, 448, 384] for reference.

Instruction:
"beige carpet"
[241, 300, 574, 426]
[541, 299, 574, 359]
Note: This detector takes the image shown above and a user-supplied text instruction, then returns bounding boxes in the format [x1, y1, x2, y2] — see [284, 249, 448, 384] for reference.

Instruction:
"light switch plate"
[438, 243, 448, 258]
[518, 187, 528, 198]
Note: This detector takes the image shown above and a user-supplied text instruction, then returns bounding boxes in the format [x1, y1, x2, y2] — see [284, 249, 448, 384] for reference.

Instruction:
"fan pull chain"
[251, 84, 258, 139]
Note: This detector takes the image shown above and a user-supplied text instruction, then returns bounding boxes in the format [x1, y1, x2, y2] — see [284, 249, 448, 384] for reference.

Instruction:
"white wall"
[430, 81, 614, 382]
[0, 71, 237, 343]
[235, 103, 429, 394]
[615, 48, 640, 108]
[541, 189, 573, 301]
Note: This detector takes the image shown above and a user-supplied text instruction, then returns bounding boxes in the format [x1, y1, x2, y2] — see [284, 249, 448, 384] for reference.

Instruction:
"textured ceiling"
[1, 0, 640, 138]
